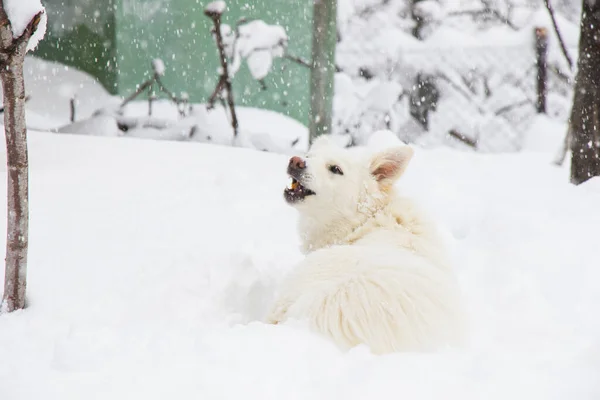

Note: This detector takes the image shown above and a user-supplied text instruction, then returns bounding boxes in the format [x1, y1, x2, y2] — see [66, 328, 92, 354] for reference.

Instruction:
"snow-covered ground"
[0, 17, 596, 397]
[1, 126, 600, 399]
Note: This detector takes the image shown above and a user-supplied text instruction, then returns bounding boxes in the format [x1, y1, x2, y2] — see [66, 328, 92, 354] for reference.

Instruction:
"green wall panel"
[34, 0, 313, 125]
[34, 0, 118, 94]
[117, 0, 312, 124]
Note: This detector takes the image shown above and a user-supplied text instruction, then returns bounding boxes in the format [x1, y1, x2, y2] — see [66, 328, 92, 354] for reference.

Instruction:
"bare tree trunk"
[569, 0, 600, 185]
[1, 62, 29, 312]
[309, 0, 337, 143]
[0, 6, 43, 312]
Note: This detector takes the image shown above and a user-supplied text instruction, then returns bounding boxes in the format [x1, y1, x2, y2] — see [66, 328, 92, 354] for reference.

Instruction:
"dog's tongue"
[287, 177, 299, 190]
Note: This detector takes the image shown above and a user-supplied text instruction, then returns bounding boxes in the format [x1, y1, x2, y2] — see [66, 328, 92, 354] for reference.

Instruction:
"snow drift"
[0, 130, 599, 399]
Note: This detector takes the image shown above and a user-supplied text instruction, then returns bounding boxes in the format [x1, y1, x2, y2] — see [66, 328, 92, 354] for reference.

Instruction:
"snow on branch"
[206, 5, 309, 85]
[205, 1, 226, 16]
[219, 19, 289, 80]
[152, 58, 165, 76]
[3, 0, 47, 52]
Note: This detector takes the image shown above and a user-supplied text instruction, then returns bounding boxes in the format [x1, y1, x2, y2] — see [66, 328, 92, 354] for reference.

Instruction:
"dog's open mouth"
[284, 176, 315, 203]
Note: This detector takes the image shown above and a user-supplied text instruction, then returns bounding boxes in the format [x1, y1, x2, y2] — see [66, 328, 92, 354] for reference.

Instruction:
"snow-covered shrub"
[219, 20, 288, 81]
[204, 0, 308, 145]
[333, 72, 408, 146]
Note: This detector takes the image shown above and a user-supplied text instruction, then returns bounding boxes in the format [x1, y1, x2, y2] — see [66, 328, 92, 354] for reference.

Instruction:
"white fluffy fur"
[266, 136, 465, 354]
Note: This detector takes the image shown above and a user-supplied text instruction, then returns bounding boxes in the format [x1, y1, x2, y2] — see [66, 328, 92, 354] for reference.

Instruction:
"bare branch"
[436, 72, 487, 114]
[16, 12, 42, 45]
[549, 64, 573, 84]
[447, 8, 518, 30]
[448, 129, 478, 148]
[207, 77, 225, 109]
[543, 0, 574, 70]
[120, 77, 155, 108]
[494, 99, 532, 116]
[155, 75, 184, 104]
[119, 60, 188, 112]
[284, 53, 311, 68]
[205, 4, 239, 138]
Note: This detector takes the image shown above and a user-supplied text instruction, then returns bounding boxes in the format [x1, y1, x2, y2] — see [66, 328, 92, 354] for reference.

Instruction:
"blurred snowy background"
[12, 0, 580, 155]
[333, 0, 579, 152]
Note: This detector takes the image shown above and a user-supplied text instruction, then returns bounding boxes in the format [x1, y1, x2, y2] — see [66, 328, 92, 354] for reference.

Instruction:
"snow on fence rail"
[334, 30, 576, 152]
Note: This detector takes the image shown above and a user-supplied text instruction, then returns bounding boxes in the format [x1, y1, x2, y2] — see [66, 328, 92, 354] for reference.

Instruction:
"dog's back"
[267, 225, 464, 354]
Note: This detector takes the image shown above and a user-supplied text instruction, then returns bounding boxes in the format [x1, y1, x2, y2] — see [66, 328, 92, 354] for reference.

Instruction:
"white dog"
[266, 136, 465, 354]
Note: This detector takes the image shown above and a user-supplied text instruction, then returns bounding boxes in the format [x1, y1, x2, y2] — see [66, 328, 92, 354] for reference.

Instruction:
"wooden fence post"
[535, 27, 548, 114]
[70, 96, 76, 122]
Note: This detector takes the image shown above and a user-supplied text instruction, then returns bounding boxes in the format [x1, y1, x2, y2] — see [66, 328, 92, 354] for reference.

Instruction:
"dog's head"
[283, 135, 414, 219]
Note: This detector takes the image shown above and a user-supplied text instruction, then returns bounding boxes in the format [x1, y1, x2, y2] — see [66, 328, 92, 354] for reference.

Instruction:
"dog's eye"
[328, 165, 344, 175]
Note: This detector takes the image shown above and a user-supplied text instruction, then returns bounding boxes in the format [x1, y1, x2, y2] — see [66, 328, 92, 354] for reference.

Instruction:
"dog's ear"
[370, 146, 414, 187]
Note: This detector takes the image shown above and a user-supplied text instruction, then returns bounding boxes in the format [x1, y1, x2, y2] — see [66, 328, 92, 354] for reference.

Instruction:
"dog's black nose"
[289, 156, 306, 170]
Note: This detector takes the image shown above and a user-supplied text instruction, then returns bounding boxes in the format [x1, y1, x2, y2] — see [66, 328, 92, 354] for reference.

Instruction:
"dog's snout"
[289, 156, 306, 170]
